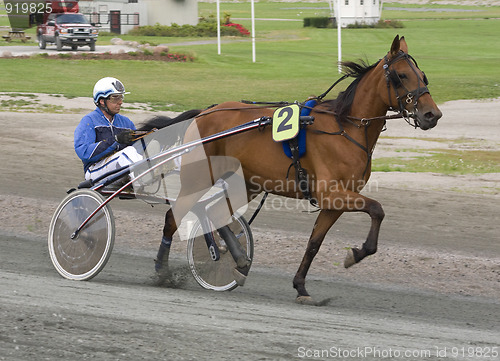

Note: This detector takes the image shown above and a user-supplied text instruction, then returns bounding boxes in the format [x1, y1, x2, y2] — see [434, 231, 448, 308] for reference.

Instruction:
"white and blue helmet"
[93, 77, 128, 105]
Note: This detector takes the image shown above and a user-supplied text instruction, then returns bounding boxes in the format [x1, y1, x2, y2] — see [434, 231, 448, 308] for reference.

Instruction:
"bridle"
[383, 50, 430, 128]
[189, 52, 433, 200]
[198, 50, 431, 129]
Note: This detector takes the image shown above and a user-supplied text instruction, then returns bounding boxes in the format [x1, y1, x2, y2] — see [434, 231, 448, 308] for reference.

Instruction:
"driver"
[74, 77, 142, 181]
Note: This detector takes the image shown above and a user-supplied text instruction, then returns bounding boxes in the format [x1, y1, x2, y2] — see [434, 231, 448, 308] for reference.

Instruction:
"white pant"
[85, 146, 143, 181]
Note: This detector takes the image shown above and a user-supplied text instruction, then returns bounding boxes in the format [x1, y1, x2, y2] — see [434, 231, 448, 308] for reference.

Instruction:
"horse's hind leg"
[154, 208, 177, 276]
[154, 155, 215, 278]
[294, 209, 343, 304]
[154, 188, 207, 284]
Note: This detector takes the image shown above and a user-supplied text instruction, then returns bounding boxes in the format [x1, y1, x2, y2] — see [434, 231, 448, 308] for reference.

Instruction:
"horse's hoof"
[151, 269, 168, 286]
[233, 268, 247, 286]
[152, 266, 189, 288]
[296, 296, 332, 306]
[236, 255, 251, 269]
[296, 296, 315, 305]
[344, 248, 357, 268]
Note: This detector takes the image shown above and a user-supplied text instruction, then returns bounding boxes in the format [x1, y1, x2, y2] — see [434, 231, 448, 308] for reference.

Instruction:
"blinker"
[422, 72, 429, 86]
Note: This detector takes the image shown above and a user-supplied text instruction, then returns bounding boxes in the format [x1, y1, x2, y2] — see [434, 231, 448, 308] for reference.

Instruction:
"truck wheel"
[55, 35, 62, 51]
[38, 34, 46, 49]
[89, 41, 96, 52]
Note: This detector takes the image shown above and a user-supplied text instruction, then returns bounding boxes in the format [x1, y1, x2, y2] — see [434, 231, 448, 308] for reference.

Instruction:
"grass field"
[373, 149, 500, 174]
[1, 1, 498, 175]
[1, 1, 499, 110]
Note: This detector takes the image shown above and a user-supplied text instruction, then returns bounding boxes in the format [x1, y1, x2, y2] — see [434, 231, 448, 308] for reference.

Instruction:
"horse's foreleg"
[339, 193, 385, 268]
[294, 209, 343, 303]
[293, 192, 384, 302]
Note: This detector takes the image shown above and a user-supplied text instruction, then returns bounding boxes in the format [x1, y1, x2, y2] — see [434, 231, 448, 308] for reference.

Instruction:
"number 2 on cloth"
[272, 104, 300, 142]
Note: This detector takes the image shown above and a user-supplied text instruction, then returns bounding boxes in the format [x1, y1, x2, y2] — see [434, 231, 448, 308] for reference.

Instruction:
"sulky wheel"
[187, 215, 253, 291]
[48, 189, 115, 281]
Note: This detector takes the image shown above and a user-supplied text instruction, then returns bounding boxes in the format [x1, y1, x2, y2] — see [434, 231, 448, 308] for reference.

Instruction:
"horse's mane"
[321, 59, 381, 123]
[137, 109, 202, 131]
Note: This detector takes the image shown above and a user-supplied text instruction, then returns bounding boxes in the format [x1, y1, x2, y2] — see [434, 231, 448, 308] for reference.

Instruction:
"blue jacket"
[74, 107, 136, 172]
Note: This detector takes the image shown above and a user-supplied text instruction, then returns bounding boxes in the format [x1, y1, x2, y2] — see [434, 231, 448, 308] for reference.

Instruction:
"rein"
[192, 50, 428, 186]
[194, 103, 287, 118]
[130, 129, 157, 141]
[310, 112, 374, 179]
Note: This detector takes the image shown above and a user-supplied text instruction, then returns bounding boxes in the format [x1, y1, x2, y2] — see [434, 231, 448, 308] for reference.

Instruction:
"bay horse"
[146, 35, 442, 304]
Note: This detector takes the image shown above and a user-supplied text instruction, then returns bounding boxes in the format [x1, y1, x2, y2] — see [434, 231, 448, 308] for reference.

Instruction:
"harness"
[282, 99, 315, 159]
[195, 50, 430, 208]
[303, 50, 430, 181]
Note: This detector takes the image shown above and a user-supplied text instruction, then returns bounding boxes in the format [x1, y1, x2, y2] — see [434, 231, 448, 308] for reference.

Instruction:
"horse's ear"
[389, 35, 400, 57]
[399, 36, 408, 53]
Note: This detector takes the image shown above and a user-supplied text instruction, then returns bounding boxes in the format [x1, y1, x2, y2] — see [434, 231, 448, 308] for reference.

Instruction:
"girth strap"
[285, 101, 318, 207]
[290, 138, 308, 192]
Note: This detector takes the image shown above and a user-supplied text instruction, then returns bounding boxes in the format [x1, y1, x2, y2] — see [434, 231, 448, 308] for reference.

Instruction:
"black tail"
[137, 109, 202, 131]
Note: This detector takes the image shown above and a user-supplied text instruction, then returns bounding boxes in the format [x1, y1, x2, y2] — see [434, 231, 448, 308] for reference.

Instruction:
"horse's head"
[381, 35, 442, 130]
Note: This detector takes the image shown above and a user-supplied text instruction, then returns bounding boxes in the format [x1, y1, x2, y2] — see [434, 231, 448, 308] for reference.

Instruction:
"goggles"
[107, 94, 124, 103]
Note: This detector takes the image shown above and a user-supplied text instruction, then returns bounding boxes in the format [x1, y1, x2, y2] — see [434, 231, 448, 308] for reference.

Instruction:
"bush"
[377, 19, 405, 28]
[346, 19, 405, 29]
[303, 17, 334, 28]
[129, 18, 247, 37]
[224, 23, 250, 36]
[302, 18, 403, 29]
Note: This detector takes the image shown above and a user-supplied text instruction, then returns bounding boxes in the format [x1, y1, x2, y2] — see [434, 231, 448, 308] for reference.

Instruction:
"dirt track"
[0, 96, 499, 360]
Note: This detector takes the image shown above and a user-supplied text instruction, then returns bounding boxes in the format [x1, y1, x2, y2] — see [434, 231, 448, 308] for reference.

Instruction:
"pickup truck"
[37, 13, 98, 51]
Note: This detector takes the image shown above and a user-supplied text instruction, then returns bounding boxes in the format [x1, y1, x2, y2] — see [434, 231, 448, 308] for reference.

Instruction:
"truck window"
[55, 14, 89, 24]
